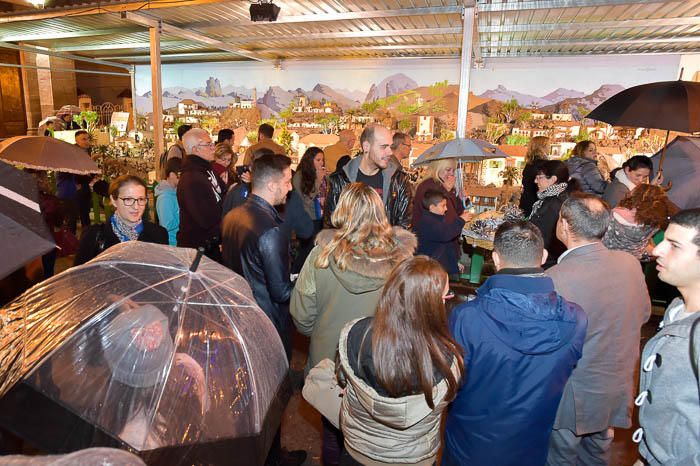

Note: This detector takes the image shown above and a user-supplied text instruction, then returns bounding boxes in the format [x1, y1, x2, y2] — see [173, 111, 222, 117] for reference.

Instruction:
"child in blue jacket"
[414, 189, 470, 275]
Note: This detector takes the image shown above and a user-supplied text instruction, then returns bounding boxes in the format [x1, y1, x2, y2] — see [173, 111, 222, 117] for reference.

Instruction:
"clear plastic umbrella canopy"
[0, 242, 289, 465]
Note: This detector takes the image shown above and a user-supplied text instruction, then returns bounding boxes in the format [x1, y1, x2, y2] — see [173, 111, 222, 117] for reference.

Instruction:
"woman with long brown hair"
[603, 183, 678, 260]
[338, 256, 464, 466]
[291, 182, 416, 466]
[519, 136, 550, 216]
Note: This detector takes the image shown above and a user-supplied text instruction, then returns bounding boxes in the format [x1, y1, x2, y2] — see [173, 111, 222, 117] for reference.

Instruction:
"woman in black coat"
[74, 175, 168, 266]
[527, 160, 579, 268]
[519, 136, 550, 217]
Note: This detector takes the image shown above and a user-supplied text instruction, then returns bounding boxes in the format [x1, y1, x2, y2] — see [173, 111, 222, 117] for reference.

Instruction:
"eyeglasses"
[401, 143, 412, 150]
[534, 175, 550, 181]
[196, 142, 215, 149]
[119, 197, 148, 206]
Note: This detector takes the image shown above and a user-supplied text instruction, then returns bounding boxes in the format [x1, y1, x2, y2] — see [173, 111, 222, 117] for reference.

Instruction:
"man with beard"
[324, 124, 412, 229]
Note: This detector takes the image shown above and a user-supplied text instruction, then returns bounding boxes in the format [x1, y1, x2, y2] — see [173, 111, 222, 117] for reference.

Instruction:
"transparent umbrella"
[0, 242, 289, 466]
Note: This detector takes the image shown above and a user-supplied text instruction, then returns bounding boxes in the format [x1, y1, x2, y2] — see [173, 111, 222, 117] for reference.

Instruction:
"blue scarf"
[110, 213, 144, 242]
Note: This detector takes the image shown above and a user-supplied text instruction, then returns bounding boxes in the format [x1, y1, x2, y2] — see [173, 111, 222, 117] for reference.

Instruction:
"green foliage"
[246, 131, 258, 144]
[278, 103, 294, 122]
[173, 118, 184, 134]
[517, 111, 532, 123]
[431, 101, 447, 113]
[398, 118, 415, 132]
[276, 126, 293, 154]
[108, 125, 120, 139]
[315, 115, 339, 134]
[506, 134, 530, 146]
[575, 127, 590, 142]
[361, 100, 380, 114]
[200, 117, 218, 133]
[429, 80, 449, 97]
[499, 166, 522, 186]
[501, 99, 521, 123]
[79, 110, 99, 133]
[440, 129, 456, 142]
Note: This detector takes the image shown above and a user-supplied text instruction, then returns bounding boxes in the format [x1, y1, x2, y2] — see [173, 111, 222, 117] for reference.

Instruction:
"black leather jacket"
[221, 195, 293, 336]
[324, 156, 412, 229]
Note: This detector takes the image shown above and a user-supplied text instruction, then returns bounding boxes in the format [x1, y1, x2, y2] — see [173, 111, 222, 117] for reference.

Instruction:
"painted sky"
[134, 54, 681, 96]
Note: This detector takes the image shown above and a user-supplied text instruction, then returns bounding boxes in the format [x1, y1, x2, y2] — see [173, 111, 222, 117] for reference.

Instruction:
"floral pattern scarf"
[111, 213, 144, 242]
[528, 182, 568, 219]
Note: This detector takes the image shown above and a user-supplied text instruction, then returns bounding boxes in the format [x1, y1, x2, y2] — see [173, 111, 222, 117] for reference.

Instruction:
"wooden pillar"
[150, 23, 164, 173]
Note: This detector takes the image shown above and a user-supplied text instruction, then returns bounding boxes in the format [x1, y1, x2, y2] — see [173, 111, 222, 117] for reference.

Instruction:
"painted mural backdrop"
[135, 55, 679, 117]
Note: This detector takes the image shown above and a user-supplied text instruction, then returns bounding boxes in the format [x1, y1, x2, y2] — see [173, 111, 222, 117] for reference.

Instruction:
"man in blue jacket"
[443, 220, 588, 466]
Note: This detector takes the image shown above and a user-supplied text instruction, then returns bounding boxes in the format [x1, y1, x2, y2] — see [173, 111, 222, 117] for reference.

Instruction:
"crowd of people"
[7, 122, 700, 466]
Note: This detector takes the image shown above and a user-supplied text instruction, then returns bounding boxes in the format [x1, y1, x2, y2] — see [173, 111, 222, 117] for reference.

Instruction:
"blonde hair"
[315, 183, 396, 270]
[526, 136, 550, 163]
[422, 158, 456, 185]
[214, 142, 236, 164]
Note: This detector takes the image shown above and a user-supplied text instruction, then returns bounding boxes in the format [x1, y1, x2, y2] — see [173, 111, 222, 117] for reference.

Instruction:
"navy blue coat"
[414, 210, 465, 275]
[443, 270, 587, 466]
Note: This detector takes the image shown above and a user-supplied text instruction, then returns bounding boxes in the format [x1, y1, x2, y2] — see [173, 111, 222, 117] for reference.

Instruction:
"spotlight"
[250, 1, 280, 22]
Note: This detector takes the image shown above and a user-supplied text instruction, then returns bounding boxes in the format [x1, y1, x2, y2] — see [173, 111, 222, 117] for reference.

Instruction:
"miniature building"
[416, 115, 434, 142]
[552, 113, 573, 121]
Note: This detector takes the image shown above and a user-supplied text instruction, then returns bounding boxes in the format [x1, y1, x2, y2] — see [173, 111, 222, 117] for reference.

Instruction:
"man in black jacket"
[222, 153, 294, 358]
[176, 128, 223, 260]
[324, 124, 412, 229]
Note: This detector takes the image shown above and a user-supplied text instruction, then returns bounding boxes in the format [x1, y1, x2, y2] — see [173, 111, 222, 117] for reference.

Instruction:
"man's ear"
[492, 251, 502, 271]
[362, 139, 370, 153]
[541, 249, 549, 266]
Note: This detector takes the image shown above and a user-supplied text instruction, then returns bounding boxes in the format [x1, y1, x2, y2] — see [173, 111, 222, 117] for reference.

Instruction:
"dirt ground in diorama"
[281, 312, 664, 466]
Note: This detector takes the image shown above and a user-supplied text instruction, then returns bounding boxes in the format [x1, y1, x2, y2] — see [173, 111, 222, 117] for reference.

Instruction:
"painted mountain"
[365, 73, 419, 102]
[135, 80, 364, 115]
[540, 84, 625, 115]
[478, 85, 551, 107]
[476, 84, 623, 113]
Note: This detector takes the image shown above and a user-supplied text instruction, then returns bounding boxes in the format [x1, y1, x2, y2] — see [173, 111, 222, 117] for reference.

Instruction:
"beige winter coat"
[338, 318, 458, 466]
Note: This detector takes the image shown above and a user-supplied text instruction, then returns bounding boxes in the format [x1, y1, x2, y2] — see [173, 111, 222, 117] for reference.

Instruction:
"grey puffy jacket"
[566, 156, 607, 195]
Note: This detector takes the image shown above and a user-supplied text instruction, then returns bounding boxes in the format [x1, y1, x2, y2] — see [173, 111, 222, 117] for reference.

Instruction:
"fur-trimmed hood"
[315, 226, 416, 294]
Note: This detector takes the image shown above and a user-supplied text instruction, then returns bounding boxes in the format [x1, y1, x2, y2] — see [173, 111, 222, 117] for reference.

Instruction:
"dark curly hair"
[619, 183, 679, 230]
[298, 146, 324, 197]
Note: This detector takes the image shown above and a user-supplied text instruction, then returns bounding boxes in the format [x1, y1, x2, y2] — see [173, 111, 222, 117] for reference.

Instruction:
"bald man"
[177, 128, 223, 260]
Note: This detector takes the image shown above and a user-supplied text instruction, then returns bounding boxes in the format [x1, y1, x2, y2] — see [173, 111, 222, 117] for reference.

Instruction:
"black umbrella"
[0, 161, 55, 279]
[586, 73, 700, 171]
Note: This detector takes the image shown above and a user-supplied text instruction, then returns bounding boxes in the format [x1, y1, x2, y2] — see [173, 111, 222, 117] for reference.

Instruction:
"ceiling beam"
[215, 26, 463, 43]
[0, 0, 228, 24]
[52, 40, 192, 52]
[185, 6, 462, 29]
[121, 11, 270, 62]
[0, 40, 133, 69]
[0, 26, 142, 42]
[477, 0, 670, 12]
[484, 36, 700, 48]
[482, 50, 691, 58]
[480, 15, 700, 33]
[97, 43, 462, 61]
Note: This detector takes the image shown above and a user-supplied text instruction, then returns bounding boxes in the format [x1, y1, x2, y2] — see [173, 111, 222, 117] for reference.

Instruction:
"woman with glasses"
[337, 256, 463, 466]
[74, 175, 168, 265]
[527, 160, 580, 268]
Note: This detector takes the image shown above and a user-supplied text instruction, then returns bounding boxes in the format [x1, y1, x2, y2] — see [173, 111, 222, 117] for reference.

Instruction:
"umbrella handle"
[190, 247, 205, 272]
[658, 130, 671, 173]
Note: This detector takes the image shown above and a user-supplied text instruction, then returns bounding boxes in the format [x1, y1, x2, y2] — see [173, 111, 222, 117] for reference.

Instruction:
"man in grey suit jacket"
[545, 193, 651, 466]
